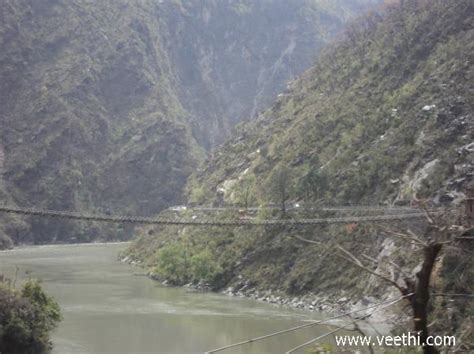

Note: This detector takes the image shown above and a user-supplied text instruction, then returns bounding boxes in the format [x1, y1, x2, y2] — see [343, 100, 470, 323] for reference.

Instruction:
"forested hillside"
[125, 0, 473, 343]
[185, 0, 473, 207]
[0, 0, 376, 246]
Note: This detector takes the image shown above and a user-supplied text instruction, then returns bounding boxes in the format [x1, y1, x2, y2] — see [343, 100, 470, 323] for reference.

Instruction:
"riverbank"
[121, 255, 403, 332]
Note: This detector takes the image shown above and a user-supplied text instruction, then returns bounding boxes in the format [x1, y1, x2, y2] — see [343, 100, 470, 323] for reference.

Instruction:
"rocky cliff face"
[157, 0, 380, 148]
[0, 0, 376, 245]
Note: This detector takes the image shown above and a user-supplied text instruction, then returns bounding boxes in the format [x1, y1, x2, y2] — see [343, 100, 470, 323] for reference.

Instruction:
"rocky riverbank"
[220, 282, 403, 327]
[121, 255, 403, 329]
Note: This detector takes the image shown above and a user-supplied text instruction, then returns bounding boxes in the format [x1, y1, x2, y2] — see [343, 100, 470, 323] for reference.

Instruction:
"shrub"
[190, 250, 222, 284]
[0, 279, 61, 354]
[154, 244, 190, 285]
[153, 244, 222, 286]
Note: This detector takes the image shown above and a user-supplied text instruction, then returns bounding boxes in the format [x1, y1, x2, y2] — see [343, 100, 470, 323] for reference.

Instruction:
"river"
[0, 243, 355, 354]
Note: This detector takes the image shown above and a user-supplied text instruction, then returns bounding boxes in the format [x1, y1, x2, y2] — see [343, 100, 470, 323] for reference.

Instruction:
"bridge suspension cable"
[0, 205, 433, 226]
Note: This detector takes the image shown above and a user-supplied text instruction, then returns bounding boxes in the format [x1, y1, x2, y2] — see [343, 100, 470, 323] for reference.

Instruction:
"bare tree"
[295, 210, 470, 354]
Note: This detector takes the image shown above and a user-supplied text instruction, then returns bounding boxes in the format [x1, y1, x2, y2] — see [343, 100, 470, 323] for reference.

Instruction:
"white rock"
[422, 104, 436, 111]
[337, 297, 348, 303]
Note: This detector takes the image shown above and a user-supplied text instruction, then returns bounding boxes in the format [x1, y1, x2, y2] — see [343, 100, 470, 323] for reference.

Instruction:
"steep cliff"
[0, 0, 375, 245]
[157, 0, 381, 148]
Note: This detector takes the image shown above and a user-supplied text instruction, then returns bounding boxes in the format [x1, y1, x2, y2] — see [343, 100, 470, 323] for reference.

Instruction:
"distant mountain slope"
[158, 0, 382, 148]
[186, 0, 473, 206]
[0, 0, 376, 245]
[0, 0, 203, 245]
[125, 0, 473, 339]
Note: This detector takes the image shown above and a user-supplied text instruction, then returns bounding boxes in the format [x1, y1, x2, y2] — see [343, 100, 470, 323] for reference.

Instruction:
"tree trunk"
[410, 242, 442, 354]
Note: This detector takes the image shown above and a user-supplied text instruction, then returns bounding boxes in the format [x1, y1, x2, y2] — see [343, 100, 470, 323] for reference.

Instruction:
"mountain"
[185, 0, 473, 208]
[0, 0, 377, 246]
[125, 0, 473, 340]
[157, 0, 381, 149]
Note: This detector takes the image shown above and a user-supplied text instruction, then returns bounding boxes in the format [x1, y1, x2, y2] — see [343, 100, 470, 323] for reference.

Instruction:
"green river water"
[0, 243, 357, 354]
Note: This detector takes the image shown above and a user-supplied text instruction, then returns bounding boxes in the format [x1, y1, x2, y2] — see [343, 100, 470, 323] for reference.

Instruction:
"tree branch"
[336, 244, 406, 293]
[377, 225, 427, 247]
[362, 253, 411, 280]
[291, 234, 321, 245]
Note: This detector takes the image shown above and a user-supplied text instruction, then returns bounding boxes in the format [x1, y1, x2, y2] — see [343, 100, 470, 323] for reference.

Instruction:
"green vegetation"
[296, 156, 328, 201]
[0, 277, 61, 354]
[265, 165, 294, 212]
[232, 173, 257, 210]
[153, 244, 222, 286]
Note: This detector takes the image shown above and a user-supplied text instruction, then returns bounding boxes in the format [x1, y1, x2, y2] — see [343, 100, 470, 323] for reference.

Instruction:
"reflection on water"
[0, 243, 354, 354]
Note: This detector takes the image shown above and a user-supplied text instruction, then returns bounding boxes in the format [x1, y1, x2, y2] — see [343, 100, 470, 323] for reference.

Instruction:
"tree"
[234, 173, 257, 210]
[298, 157, 327, 201]
[293, 211, 471, 353]
[266, 165, 293, 213]
[154, 243, 190, 285]
[0, 278, 62, 354]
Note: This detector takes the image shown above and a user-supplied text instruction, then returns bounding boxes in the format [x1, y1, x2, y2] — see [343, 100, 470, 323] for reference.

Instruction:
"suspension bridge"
[0, 204, 439, 226]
